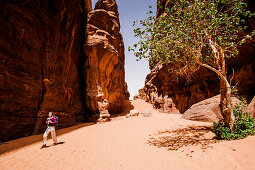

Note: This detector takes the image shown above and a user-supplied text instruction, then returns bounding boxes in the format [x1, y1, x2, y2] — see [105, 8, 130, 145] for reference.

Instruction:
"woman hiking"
[41, 112, 58, 149]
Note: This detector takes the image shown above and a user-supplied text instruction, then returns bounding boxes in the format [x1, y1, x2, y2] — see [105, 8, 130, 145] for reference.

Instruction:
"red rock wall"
[84, 0, 128, 119]
[0, 0, 93, 141]
[139, 0, 255, 113]
[0, 0, 129, 141]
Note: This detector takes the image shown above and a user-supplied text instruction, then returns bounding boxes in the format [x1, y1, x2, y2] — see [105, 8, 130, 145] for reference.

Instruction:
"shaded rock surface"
[84, 0, 127, 119]
[124, 82, 130, 100]
[0, 0, 92, 141]
[139, 64, 220, 113]
[248, 96, 255, 118]
[137, 0, 255, 114]
[182, 95, 240, 123]
[0, 0, 128, 141]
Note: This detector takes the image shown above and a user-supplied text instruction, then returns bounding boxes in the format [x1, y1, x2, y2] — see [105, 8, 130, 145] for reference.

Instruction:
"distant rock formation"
[84, 0, 128, 121]
[137, 0, 255, 114]
[0, 0, 129, 141]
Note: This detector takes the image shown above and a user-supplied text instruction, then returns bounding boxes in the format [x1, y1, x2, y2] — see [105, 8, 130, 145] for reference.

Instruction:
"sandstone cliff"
[137, 0, 255, 114]
[0, 0, 128, 141]
[84, 0, 129, 122]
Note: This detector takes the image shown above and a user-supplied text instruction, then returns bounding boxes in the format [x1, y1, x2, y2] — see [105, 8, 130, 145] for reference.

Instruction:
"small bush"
[213, 99, 255, 140]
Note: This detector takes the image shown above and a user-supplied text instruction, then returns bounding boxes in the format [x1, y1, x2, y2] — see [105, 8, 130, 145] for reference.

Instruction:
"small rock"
[97, 117, 110, 123]
[100, 113, 110, 118]
[142, 109, 152, 117]
[130, 109, 139, 116]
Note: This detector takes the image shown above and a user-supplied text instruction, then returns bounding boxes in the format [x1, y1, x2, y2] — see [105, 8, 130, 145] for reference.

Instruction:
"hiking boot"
[40, 144, 47, 149]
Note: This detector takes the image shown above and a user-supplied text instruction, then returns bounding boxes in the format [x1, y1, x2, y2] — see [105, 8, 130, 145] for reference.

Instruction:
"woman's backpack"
[54, 116, 58, 125]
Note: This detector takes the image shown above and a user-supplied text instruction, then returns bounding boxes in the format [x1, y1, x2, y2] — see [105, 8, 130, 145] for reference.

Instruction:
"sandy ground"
[1, 99, 255, 170]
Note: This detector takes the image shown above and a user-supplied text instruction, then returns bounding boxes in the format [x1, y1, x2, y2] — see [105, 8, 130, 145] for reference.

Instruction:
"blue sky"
[91, 0, 157, 99]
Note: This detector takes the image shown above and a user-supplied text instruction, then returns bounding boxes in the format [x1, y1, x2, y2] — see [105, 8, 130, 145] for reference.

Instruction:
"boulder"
[182, 95, 240, 123]
[126, 109, 139, 118]
[247, 96, 255, 118]
[130, 109, 139, 116]
[142, 109, 152, 117]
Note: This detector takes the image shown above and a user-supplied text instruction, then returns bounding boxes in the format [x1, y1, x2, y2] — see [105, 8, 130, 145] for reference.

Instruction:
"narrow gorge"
[1, 0, 255, 169]
[0, 0, 129, 141]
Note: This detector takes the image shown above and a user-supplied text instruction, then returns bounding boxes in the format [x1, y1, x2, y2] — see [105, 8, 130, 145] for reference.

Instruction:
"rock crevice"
[84, 0, 129, 121]
[0, 0, 129, 141]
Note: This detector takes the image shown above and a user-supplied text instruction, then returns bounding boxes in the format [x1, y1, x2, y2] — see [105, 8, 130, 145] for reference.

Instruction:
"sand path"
[1, 99, 255, 170]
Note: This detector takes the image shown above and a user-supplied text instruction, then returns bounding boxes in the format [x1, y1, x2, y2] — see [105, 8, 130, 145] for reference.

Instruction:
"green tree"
[129, 0, 254, 130]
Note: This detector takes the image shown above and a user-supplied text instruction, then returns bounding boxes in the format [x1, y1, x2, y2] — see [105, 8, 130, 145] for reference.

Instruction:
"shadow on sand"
[41, 141, 66, 149]
[0, 101, 134, 154]
[0, 122, 95, 155]
[148, 126, 219, 151]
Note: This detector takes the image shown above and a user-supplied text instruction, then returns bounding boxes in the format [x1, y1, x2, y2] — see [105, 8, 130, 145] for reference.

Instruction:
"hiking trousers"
[43, 126, 57, 145]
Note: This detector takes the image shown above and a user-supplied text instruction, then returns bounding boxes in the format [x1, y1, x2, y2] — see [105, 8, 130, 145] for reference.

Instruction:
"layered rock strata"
[84, 0, 128, 121]
[0, 0, 128, 141]
[0, 0, 92, 140]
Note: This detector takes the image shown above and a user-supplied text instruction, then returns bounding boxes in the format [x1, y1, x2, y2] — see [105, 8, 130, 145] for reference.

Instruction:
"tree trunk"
[203, 40, 236, 130]
[194, 56, 235, 130]
[218, 47, 235, 131]
[220, 78, 235, 131]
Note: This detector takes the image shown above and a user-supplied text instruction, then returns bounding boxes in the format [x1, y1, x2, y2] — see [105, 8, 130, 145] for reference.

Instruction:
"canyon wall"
[84, 0, 129, 121]
[0, 0, 128, 141]
[137, 0, 255, 113]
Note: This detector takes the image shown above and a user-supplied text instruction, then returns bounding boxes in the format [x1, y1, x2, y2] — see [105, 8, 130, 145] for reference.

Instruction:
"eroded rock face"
[95, 0, 119, 14]
[0, 0, 129, 141]
[139, 0, 255, 114]
[84, 0, 127, 120]
[182, 95, 240, 123]
[139, 64, 219, 113]
[0, 0, 93, 141]
[124, 82, 130, 100]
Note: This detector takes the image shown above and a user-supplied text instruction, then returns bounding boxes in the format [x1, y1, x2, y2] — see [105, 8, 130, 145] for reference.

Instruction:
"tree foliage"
[213, 99, 255, 140]
[129, 0, 255, 73]
[129, 0, 255, 131]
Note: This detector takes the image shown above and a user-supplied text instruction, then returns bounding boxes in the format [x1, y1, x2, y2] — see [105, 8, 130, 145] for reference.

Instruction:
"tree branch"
[194, 56, 230, 87]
